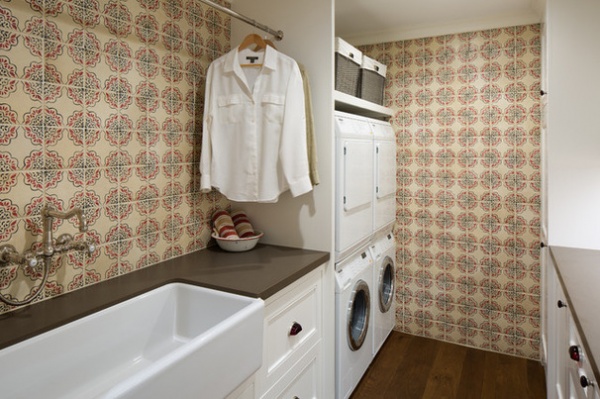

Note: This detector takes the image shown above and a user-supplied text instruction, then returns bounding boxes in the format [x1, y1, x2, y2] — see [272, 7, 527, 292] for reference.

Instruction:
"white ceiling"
[336, 0, 545, 45]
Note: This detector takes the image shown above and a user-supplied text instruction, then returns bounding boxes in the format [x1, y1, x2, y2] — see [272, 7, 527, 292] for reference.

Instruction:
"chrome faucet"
[42, 205, 88, 256]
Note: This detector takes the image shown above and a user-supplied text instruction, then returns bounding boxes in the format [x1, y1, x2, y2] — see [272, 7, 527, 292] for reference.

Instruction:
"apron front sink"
[0, 283, 264, 399]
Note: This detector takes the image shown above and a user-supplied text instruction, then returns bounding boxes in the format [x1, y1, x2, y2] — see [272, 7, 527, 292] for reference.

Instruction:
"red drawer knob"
[289, 322, 303, 336]
[569, 345, 581, 362]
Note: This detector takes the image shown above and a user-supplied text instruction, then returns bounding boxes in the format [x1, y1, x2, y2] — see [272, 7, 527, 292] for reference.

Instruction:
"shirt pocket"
[217, 94, 245, 124]
[261, 94, 285, 125]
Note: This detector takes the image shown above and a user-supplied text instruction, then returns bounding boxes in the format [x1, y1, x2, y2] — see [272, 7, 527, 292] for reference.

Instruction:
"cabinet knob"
[580, 375, 594, 388]
[557, 300, 567, 308]
[569, 345, 581, 362]
[289, 322, 303, 336]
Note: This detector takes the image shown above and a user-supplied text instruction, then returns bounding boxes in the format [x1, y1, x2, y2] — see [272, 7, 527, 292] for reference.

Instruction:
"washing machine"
[335, 246, 373, 399]
[335, 111, 374, 262]
[369, 230, 396, 356]
[369, 119, 396, 234]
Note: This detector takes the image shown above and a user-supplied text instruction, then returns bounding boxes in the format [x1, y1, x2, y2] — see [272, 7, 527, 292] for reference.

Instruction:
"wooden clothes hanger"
[238, 34, 280, 67]
[239, 33, 267, 67]
[239, 33, 267, 51]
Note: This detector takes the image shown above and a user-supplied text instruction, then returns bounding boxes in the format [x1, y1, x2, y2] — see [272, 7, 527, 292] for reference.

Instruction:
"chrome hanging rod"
[198, 0, 284, 41]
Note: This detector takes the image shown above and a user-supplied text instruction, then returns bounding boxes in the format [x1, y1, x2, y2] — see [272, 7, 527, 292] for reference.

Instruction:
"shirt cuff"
[200, 174, 212, 193]
[288, 176, 313, 197]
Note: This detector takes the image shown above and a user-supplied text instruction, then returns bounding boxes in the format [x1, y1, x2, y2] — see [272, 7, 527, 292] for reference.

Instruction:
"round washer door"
[347, 279, 370, 351]
[378, 256, 395, 313]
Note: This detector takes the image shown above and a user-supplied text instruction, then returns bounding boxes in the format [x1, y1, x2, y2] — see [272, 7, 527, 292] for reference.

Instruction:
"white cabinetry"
[546, 252, 569, 399]
[546, 253, 599, 399]
[228, 267, 323, 399]
[567, 327, 598, 399]
[257, 267, 323, 398]
[545, 0, 600, 249]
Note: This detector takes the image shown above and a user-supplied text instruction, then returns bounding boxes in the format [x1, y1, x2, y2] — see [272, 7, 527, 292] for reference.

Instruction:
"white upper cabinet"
[545, 0, 600, 249]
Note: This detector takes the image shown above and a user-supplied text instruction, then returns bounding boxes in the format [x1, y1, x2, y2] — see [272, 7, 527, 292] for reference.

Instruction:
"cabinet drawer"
[262, 342, 320, 399]
[261, 268, 322, 390]
[568, 328, 598, 399]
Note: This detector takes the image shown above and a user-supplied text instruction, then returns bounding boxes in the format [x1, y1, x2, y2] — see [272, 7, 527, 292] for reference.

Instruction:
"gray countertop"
[0, 244, 330, 350]
[550, 246, 600, 382]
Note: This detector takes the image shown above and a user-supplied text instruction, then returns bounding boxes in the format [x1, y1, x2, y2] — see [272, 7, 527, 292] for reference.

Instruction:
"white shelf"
[334, 90, 393, 119]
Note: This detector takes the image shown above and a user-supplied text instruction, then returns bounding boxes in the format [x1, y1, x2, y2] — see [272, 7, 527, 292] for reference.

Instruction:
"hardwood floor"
[350, 332, 546, 399]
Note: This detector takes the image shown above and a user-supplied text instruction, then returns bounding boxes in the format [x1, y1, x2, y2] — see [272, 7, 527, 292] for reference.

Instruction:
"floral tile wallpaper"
[0, 0, 231, 313]
[360, 24, 541, 359]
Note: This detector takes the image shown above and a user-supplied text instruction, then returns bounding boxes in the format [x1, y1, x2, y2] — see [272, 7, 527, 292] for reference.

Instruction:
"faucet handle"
[0, 244, 18, 266]
[0, 245, 39, 269]
[71, 240, 95, 255]
[22, 250, 39, 269]
[88, 243, 96, 254]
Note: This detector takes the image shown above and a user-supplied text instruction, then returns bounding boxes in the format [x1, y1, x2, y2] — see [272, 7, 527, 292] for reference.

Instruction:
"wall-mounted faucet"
[41, 205, 89, 256]
[0, 204, 95, 306]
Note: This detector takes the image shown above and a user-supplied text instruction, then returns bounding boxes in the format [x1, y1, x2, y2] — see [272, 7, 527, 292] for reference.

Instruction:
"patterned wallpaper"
[360, 24, 542, 359]
[0, 0, 231, 313]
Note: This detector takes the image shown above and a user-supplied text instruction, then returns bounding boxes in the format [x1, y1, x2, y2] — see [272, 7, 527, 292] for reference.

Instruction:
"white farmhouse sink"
[0, 283, 264, 399]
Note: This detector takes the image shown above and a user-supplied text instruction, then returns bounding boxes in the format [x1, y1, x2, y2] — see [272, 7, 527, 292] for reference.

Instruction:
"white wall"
[229, 1, 335, 397]
[229, 1, 334, 254]
[546, 0, 600, 250]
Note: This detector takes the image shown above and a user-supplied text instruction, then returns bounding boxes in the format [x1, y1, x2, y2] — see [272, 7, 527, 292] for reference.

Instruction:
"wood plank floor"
[350, 332, 546, 399]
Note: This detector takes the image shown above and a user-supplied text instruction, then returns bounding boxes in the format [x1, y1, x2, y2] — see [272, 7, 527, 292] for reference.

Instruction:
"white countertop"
[551, 246, 600, 381]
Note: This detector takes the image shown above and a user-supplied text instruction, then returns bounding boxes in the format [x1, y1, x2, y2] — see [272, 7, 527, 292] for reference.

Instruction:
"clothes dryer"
[335, 111, 374, 261]
[335, 246, 373, 399]
[369, 230, 396, 356]
[369, 119, 396, 234]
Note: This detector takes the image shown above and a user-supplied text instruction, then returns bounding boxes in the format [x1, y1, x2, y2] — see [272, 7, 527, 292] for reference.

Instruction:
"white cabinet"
[545, 0, 600, 249]
[228, 267, 324, 399]
[257, 267, 323, 398]
[567, 327, 597, 399]
[546, 252, 569, 399]
[546, 254, 599, 399]
[262, 342, 320, 399]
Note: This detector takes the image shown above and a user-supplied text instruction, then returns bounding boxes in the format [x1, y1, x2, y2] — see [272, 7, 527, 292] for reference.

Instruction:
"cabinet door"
[261, 342, 320, 399]
[545, 248, 557, 399]
[546, 0, 600, 249]
[567, 326, 598, 399]
[546, 253, 569, 399]
[258, 268, 323, 397]
[554, 272, 570, 399]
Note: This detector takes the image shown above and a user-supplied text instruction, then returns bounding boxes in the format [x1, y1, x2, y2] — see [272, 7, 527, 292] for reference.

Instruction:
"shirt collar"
[262, 45, 277, 70]
[223, 44, 278, 73]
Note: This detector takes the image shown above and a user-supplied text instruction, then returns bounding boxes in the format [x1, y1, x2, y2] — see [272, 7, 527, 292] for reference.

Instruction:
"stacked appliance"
[369, 230, 396, 356]
[334, 111, 397, 399]
[368, 118, 397, 357]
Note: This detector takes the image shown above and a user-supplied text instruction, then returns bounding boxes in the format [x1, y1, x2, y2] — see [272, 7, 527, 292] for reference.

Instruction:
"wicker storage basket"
[359, 55, 387, 105]
[335, 37, 362, 97]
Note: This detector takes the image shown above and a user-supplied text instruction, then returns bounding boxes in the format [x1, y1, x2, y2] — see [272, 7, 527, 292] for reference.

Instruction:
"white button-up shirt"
[200, 45, 312, 202]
